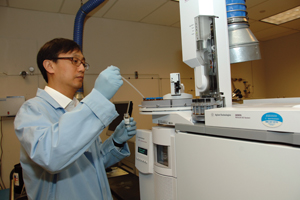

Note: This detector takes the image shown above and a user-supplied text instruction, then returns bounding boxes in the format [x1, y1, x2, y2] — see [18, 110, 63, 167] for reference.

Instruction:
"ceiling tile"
[103, 0, 168, 22]
[59, 0, 117, 19]
[3, 0, 299, 42]
[88, 0, 117, 18]
[249, 21, 276, 33]
[171, 21, 180, 28]
[60, 0, 88, 15]
[254, 26, 298, 41]
[247, 0, 300, 21]
[259, 30, 298, 41]
[281, 18, 300, 31]
[141, 1, 180, 26]
[245, 0, 268, 9]
[0, 0, 7, 6]
[8, 0, 64, 13]
[248, 18, 256, 23]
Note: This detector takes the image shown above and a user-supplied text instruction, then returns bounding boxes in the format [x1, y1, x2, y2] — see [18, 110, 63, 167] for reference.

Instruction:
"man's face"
[53, 50, 86, 92]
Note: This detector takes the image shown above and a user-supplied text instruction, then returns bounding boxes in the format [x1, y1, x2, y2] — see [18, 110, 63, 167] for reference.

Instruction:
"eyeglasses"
[53, 57, 90, 70]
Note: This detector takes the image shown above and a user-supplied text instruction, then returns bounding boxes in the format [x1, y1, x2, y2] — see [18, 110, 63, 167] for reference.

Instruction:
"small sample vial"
[124, 113, 130, 127]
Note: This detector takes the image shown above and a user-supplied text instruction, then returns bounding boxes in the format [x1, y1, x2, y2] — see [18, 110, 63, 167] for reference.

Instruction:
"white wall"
[230, 32, 300, 100]
[230, 57, 267, 99]
[262, 32, 300, 98]
[0, 6, 195, 188]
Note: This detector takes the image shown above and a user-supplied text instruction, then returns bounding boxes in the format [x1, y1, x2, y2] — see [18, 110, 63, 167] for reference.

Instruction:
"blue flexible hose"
[226, 0, 247, 18]
[73, 0, 105, 93]
[73, 0, 105, 49]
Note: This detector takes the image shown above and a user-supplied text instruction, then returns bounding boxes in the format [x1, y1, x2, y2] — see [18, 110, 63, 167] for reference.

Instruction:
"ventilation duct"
[226, 0, 261, 63]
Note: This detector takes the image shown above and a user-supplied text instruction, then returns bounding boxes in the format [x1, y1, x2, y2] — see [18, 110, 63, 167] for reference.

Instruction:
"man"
[14, 38, 137, 200]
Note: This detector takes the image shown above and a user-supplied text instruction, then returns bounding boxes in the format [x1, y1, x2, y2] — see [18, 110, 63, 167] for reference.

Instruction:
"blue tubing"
[73, 10, 86, 50]
[227, 4, 246, 11]
[73, 0, 105, 93]
[227, 10, 247, 18]
[226, 0, 246, 18]
[73, 0, 105, 49]
[226, 0, 245, 3]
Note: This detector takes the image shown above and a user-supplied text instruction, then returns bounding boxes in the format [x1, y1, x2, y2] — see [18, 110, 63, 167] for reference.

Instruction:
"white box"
[0, 96, 25, 116]
[205, 98, 300, 133]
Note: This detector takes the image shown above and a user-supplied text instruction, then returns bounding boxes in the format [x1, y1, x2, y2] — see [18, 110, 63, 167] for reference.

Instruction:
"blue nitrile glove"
[94, 65, 123, 100]
[113, 117, 137, 145]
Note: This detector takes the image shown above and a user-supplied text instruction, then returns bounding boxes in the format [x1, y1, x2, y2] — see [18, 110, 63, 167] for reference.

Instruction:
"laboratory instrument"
[137, 84, 193, 200]
[136, 0, 300, 199]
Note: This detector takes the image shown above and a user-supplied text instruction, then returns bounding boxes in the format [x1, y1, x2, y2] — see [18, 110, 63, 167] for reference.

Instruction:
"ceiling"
[0, 0, 299, 41]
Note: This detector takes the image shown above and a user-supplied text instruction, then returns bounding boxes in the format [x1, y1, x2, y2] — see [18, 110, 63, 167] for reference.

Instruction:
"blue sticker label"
[261, 112, 283, 128]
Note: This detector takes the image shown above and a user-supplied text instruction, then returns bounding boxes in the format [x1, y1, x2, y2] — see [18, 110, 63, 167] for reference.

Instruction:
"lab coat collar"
[44, 86, 73, 109]
[36, 88, 63, 109]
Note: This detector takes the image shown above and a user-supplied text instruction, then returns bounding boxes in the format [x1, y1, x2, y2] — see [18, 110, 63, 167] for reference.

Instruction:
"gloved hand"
[94, 65, 123, 100]
[113, 117, 137, 145]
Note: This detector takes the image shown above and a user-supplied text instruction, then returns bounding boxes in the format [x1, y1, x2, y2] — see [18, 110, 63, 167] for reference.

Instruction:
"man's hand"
[113, 118, 137, 145]
[94, 65, 123, 100]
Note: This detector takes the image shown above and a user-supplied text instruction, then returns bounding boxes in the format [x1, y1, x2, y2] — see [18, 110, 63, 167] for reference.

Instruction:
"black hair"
[36, 38, 81, 83]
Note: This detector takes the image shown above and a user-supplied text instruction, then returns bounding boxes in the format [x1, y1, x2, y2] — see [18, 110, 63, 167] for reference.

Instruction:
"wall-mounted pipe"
[73, 0, 105, 100]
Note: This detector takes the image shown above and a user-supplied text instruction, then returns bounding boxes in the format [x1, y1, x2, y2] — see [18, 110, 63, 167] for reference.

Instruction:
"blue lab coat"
[14, 88, 130, 200]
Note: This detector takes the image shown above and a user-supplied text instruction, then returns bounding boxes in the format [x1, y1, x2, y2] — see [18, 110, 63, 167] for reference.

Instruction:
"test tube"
[124, 113, 130, 127]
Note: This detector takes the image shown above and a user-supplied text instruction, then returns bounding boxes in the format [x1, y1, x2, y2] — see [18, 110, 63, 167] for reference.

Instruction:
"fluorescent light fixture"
[261, 6, 300, 25]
